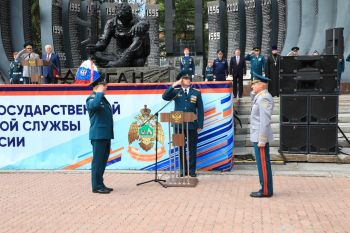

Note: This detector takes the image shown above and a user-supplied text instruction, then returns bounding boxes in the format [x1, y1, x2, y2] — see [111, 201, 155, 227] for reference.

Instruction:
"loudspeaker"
[280, 124, 308, 153]
[309, 95, 338, 124]
[280, 56, 299, 74]
[281, 95, 308, 123]
[295, 71, 320, 93]
[325, 28, 344, 58]
[319, 55, 338, 74]
[279, 75, 296, 94]
[281, 74, 338, 94]
[309, 125, 338, 154]
[297, 56, 320, 72]
[319, 74, 339, 93]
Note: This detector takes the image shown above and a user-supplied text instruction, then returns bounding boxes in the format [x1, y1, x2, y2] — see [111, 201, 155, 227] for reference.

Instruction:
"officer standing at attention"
[213, 50, 228, 81]
[162, 72, 204, 177]
[9, 52, 23, 84]
[245, 47, 265, 80]
[180, 47, 195, 78]
[249, 72, 274, 198]
[86, 73, 114, 194]
[204, 59, 214, 81]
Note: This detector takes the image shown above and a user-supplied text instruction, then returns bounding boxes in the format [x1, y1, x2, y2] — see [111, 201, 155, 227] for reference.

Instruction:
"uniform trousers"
[91, 139, 111, 191]
[253, 142, 273, 196]
[175, 128, 198, 176]
[233, 74, 243, 98]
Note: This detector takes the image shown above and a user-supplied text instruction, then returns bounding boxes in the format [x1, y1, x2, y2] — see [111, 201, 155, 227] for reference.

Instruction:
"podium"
[160, 111, 199, 187]
[21, 59, 50, 83]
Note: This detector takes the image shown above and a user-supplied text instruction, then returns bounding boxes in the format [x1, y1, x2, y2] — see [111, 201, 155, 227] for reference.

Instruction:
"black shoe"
[93, 188, 110, 194]
[104, 186, 113, 192]
[190, 173, 197, 177]
[250, 191, 272, 198]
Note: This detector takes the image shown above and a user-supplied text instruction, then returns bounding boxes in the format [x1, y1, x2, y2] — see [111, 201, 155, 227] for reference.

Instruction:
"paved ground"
[1, 163, 350, 233]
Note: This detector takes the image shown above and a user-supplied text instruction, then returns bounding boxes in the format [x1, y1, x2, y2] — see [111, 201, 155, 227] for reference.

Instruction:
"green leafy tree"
[174, 0, 195, 40]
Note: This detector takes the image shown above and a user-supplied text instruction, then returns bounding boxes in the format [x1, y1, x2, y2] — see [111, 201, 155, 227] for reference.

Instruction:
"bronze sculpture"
[93, 2, 150, 67]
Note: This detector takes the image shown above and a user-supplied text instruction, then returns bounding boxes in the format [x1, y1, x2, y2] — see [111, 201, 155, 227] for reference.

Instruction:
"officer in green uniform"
[162, 72, 204, 177]
[86, 73, 114, 194]
[245, 47, 265, 80]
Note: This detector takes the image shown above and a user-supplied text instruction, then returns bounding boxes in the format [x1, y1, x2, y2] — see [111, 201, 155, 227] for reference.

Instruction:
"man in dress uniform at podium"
[15, 41, 41, 84]
[162, 72, 204, 177]
[249, 72, 274, 198]
[86, 73, 114, 194]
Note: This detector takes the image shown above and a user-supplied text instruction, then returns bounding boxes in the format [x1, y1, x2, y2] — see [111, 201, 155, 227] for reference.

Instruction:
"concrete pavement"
[1, 163, 350, 233]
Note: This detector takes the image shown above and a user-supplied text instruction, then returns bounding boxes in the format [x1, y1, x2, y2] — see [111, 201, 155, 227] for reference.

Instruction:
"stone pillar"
[146, 4, 160, 66]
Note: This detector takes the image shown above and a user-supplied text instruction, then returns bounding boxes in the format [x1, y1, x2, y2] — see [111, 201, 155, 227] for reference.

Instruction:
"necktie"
[46, 54, 50, 61]
[184, 89, 187, 96]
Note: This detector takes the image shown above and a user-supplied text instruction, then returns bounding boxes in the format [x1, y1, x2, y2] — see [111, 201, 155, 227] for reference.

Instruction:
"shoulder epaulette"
[193, 88, 201, 92]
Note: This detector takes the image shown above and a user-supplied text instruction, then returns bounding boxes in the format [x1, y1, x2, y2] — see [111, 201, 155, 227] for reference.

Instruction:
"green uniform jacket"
[245, 54, 265, 78]
[162, 86, 204, 130]
[86, 92, 114, 140]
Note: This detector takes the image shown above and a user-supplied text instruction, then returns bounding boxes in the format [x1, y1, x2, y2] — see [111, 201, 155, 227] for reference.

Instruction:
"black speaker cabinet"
[309, 125, 338, 154]
[325, 28, 344, 57]
[297, 56, 320, 72]
[281, 95, 308, 123]
[319, 74, 339, 93]
[280, 124, 308, 153]
[309, 95, 338, 124]
[280, 75, 297, 94]
[319, 55, 338, 74]
[295, 71, 321, 93]
[280, 56, 299, 74]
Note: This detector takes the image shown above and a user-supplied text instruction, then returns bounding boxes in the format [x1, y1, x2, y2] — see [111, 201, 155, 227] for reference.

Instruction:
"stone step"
[234, 135, 350, 147]
[235, 108, 280, 115]
[234, 97, 350, 106]
[235, 123, 350, 135]
[234, 147, 282, 161]
[238, 115, 280, 124]
[234, 105, 350, 114]
[237, 114, 350, 124]
[233, 147, 350, 163]
[235, 95, 350, 102]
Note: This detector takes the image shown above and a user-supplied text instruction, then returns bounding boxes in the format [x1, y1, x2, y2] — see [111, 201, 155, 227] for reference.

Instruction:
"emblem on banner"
[128, 105, 165, 161]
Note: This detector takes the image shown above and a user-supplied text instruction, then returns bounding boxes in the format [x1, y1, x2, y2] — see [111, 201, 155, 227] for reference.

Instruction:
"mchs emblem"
[128, 105, 165, 161]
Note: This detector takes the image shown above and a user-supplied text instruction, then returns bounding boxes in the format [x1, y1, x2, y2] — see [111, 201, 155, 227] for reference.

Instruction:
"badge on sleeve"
[262, 99, 270, 109]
